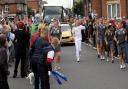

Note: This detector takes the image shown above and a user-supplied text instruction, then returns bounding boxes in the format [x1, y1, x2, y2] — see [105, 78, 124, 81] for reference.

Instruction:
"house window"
[5, 5, 9, 12]
[107, 3, 120, 19]
[17, 4, 23, 11]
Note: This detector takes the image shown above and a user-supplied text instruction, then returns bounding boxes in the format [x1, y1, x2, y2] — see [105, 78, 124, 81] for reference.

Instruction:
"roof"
[0, 0, 27, 4]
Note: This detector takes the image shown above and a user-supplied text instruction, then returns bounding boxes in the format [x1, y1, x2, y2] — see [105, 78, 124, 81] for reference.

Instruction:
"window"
[4, 5, 9, 12]
[17, 4, 23, 11]
[107, 3, 120, 19]
[108, 5, 112, 18]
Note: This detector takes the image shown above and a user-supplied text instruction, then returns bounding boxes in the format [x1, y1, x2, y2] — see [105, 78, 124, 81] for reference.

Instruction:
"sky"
[44, 0, 73, 8]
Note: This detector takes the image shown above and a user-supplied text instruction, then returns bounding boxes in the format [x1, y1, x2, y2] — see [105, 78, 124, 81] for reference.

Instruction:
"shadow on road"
[61, 43, 75, 47]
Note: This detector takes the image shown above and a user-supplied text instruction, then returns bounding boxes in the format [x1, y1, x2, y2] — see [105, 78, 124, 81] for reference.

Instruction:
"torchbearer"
[72, 19, 85, 62]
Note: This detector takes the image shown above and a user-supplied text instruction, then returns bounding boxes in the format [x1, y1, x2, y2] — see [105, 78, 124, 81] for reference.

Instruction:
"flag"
[52, 70, 68, 81]
[52, 71, 62, 85]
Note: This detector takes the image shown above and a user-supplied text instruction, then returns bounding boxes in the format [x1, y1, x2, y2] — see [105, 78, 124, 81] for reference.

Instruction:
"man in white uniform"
[72, 19, 85, 62]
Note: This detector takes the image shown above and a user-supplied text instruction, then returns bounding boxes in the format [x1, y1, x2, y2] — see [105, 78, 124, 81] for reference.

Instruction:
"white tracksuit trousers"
[75, 40, 81, 61]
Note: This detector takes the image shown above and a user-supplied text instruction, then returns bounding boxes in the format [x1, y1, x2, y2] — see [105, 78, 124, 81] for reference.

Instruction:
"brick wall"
[0, 4, 17, 14]
[120, 0, 127, 17]
[0, 0, 40, 16]
[89, 0, 127, 18]
[101, 0, 107, 18]
[9, 5, 17, 14]
[27, 1, 39, 13]
[92, 0, 102, 18]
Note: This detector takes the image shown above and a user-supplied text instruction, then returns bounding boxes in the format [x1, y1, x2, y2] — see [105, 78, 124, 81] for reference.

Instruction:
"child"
[105, 24, 115, 63]
[0, 34, 10, 89]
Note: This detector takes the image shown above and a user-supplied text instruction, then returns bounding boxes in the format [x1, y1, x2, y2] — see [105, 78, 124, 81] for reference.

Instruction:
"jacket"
[0, 46, 9, 81]
[30, 36, 50, 64]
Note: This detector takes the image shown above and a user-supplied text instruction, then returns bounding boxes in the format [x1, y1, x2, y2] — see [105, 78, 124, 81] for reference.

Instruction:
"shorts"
[106, 42, 115, 52]
[97, 38, 105, 47]
[117, 43, 126, 55]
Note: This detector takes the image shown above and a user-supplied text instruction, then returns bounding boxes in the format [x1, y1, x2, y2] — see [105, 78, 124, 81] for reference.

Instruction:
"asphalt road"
[8, 43, 128, 89]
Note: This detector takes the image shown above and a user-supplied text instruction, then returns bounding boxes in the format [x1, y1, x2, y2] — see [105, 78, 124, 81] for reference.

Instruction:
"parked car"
[60, 24, 74, 44]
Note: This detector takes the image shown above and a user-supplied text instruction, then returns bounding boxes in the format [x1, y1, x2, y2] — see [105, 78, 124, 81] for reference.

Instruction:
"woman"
[0, 34, 10, 89]
[30, 23, 59, 89]
[49, 19, 62, 69]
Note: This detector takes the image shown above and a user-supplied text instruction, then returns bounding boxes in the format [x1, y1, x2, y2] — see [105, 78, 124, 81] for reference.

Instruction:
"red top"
[30, 32, 50, 48]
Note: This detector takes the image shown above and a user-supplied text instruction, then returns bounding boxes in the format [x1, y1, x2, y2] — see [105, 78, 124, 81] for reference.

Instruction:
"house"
[0, 0, 27, 18]
[84, 0, 128, 19]
[27, 0, 42, 14]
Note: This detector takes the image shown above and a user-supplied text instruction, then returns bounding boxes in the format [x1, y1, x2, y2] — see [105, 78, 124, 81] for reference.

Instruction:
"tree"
[27, 7, 34, 16]
[72, 0, 84, 17]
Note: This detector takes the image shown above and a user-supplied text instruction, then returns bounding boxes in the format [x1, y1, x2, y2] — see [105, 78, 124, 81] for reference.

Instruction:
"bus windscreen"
[43, 6, 63, 20]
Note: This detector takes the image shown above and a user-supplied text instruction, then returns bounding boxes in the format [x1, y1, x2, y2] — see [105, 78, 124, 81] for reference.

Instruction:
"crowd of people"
[75, 16, 128, 69]
[0, 15, 128, 89]
[0, 16, 62, 89]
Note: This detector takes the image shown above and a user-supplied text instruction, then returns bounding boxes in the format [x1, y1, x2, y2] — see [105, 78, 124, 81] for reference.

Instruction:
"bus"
[42, 4, 65, 22]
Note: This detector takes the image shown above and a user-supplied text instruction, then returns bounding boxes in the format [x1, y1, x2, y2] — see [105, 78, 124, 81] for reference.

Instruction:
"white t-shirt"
[72, 25, 85, 41]
[47, 50, 55, 63]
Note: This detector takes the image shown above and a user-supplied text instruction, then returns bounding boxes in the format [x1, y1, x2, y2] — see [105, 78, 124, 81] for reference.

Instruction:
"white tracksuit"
[72, 25, 85, 61]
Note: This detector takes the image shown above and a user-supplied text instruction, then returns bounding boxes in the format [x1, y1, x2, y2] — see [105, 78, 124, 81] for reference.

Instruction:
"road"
[9, 43, 128, 89]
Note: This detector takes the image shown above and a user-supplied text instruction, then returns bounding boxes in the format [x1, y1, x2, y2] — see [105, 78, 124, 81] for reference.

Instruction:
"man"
[115, 21, 127, 69]
[72, 19, 85, 62]
[13, 21, 30, 78]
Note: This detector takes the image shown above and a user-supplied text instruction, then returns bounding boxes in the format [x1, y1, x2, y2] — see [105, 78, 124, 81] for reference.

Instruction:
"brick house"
[0, 0, 27, 18]
[84, 0, 128, 19]
[27, 0, 42, 14]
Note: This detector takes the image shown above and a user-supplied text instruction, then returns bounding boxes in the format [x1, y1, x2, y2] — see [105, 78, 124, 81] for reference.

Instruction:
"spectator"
[105, 24, 115, 63]
[30, 23, 59, 89]
[115, 21, 127, 69]
[13, 21, 30, 78]
[49, 19, 62, 69]
[0, 34, 10, 89]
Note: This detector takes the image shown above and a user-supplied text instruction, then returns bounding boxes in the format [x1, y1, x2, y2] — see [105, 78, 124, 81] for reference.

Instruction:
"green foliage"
[72, 0, 84, 16]
[27, 7, 34, 16]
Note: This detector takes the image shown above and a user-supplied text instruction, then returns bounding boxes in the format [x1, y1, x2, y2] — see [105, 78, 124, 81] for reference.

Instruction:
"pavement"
[8, 43, 128, 89]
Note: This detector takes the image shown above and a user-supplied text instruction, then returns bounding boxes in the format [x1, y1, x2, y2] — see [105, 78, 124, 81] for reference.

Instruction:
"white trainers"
[102, 56, 105, 60]
[120, 65, 123, 69]
[77, 58, 80, 62]
[100, 55, 102, 60]
[106, 58, 109, 62]
[100, 55, 105, 60]
[48, 71, 51, 76]
[93, 47, 97, 49]
[122, 64, 126, 69]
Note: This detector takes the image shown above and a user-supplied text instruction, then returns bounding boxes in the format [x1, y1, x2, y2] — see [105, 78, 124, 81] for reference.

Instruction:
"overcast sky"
[45, 0, 73, 8]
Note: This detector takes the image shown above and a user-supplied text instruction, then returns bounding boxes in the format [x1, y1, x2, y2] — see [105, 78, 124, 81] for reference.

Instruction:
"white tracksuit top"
[72, 25, 85, 41]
